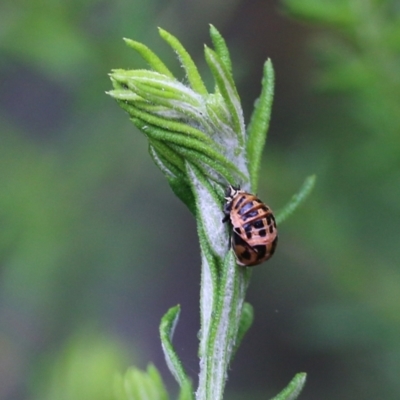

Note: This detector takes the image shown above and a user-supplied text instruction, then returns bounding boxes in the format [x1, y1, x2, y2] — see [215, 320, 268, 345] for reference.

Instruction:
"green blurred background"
[1, 0, 400, 399]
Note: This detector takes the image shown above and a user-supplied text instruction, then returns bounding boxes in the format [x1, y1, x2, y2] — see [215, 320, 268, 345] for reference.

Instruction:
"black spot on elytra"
[240, 248, 251, 260]
[243, 223, 252, 232]
[238, 201, 252, 214]
[242, 210, 258, 221]
[269, 225, 274, 234]
[254, 245, 267, 260]
[245, 230, 252, 239]
[259, 228, 267, 237]
[234, 195, 246, 210]
[254, 220, 264, 229]
[232, 232, 247, 246]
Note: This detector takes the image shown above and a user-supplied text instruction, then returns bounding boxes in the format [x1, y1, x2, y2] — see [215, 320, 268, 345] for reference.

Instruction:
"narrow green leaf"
[276, 175, 316, 224]
[178, 379, 195, 400]
[123, 38, 174, 78]
[107, 89, 143, 102]
[127, 75, 203, 107]
[149, 140, 187, 177]
[168, 177, 197, 216]
[132, 118, 213, 154]
[148, 143, 196, 214]
[158, 28, 208, 95]
[204, 46, 245, 142]
[160, 305, 190, 387]
[113, 91, 203, 130]
[269, 372, 307, 400]
[204, 92, 233, 128]
[247, 59, 275, 192]
[132, 121, 238, 183]
[147, 364, 169, 398]
[129, 93, 206, 130]
[126, 106, 215, 146]
[128, 115, 244, 184]
[172, 144, 238, 186]
[110, 70, 205, 119]
[209, 24, 233, 75]
[113, 365, 169, 400]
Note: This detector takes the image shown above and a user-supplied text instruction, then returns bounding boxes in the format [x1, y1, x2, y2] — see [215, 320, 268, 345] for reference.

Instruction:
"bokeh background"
[1, 0, 400, 399]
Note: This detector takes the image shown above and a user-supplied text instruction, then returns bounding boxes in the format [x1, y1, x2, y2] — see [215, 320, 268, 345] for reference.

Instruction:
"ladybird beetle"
[222, 185, 278, 267]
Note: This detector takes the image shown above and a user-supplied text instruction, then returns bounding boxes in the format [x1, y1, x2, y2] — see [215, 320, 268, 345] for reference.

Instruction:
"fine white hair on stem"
[186, 163, 229, 258]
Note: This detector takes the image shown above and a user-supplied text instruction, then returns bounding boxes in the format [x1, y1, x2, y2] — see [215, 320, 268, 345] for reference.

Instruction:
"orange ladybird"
[222, 185, 278, 266]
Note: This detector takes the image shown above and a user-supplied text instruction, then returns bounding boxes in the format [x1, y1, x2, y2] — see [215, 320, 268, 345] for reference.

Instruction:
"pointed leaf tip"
[247, 59, 275, 191]
[123, 37, 173, 77]
[209, 24, 233, 74]
[276, 175, 316, 224]
[158, 27, 208, 95]
[160, 305, 191, 388]
[270, 372, 307, 400]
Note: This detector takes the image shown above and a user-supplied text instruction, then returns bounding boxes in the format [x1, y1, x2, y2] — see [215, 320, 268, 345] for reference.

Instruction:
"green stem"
[197, 252, 250, 400]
